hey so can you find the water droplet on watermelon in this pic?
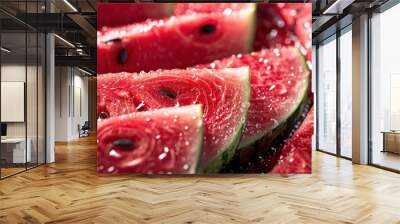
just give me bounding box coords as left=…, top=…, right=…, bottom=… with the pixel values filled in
left=145, top=117, right=151, bottom=122
left=184, top=141, right=190, bottom=146
left=136, top=101, right=145, bottom=111
left=269, top=85, right=276, bottom=91
left=164, top=146, right=169, bottom=152
left=107, top=166, right=115, bottom=173
left=269, top=29, right=278, bottom=39
left=183, top=164, right=190, bottom=170
left=279, top=88, right=288, bottom=95
left=223, top=8, right=233, bottom=15
left=155, top=135, right=161, bottom=140
left=109, top=149, right=121, bottom=158
left=159, top=152, right=167, bottom=160
left=179, top=132, right=183, bottom=137
left=184, top=126, right=189, bottom=130
left=273, top=48, right=281, bottom=57
left=275, top=19, right=285, bottom=28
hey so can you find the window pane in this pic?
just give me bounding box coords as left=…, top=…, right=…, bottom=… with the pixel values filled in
left=317, top=36, right=337, bottom=154
left=340, top=28, right=352, bottom=158
left=371, top=4, right=400, bottom=171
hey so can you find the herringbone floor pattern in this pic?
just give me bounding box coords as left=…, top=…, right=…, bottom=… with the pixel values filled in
left=1, top=136, right=400, bottom=224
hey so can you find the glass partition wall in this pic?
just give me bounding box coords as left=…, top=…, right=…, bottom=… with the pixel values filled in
left=316, top=25, right=353, bottom=159
left=370, top=2, right=400, bottom=172
left=0, top=1, right=46, bottom=179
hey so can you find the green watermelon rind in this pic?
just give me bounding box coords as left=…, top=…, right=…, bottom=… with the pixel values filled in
left=202, top=67, right=251, bottom=174
left=239, top=47, right=310, bottom=148
left=190, top=104, right=205, bottom=174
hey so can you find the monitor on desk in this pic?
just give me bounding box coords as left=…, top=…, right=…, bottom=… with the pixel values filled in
left=1, top=123, right=7, bottom=138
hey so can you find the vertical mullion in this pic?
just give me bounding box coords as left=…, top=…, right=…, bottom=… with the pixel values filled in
left=36, top=0, right=39, bottom=167
left=316, top=45, right=320, bottom=151
left=25, top=0, right=28, bottom=171
left=44, top=0, right=47, bottom=164
left=336, top=27, right=341, bottom=157
left=367, top=11, right=373, bottom=165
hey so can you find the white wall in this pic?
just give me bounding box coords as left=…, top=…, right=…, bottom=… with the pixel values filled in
left=54, top=67, right=89, bottom=141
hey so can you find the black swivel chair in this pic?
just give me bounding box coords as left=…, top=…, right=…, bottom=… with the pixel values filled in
left=79, top=121, right=90, bottom=138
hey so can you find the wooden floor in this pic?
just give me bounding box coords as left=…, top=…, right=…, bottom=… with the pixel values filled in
left=1, top=136, right=400, bottom=224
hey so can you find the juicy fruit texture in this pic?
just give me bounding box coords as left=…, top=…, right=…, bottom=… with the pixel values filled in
left=97, top=6, right=256, bottom=74
left=97, top=3, right=172, bottom=29
left=253, top=3, right=311, bottom=52
left=199, top=47, right=309, bottom=148
left=174, top=3, right=253, bottom=15
left=97, top=67, right=251, bottom=173
left=295, top=15, right=312, bottom=62
left=271, top=107, right=313, bottom=174
left=97, top=105, right=203, bottom=174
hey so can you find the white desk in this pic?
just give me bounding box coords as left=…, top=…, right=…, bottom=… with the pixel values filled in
left=1, top=138, right=31, bottom=163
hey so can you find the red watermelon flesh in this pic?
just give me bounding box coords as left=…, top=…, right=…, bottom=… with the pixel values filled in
left=271, top=106, right=313, bottom=174
left=97, top=105, right=203, bottom=174
left=97, top=6, right=255, bottom=74
left=97, top=3, right=172, bottom=29
left=253, top=3, right=311, bottom=51
left=198, top=47, right=309, bottom=148
left=174, top=3, right=253, bottom=15
left=97, top=67, right=251, bottom=173
left=295, top=15, right=312, bottom=62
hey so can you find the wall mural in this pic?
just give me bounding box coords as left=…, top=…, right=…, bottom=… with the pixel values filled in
left=96, top=3, right=313, bottom=174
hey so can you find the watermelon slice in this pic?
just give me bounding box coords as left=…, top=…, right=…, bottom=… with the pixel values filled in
left=97, top=67, right=251, bottom=173
left=271, top=106, right=313, bottom=174
left=199, top=47, right=309, bottom=149
left=253, top=3, right=311, bottom=51
left=97, top=3, right=173, bottom=29
left=97, top=5, right=256, bottom=74
left=97, top=105, right=204, bottom=174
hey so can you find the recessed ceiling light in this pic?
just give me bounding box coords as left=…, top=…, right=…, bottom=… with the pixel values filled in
left=54, top=34, right=75, bottom=48
left=63, top=0, right=78, bottom=12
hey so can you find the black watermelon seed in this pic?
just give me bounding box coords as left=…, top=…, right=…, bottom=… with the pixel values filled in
left=112, top=139, right=134, bottom=148
left=118, top=48, right=128, bottom=64
left=105, top=38, right=121, bottom=44
left=200, top=24, right=216, bottom=34
left=98, top=111, right=109, bottom=119
left=160, top=88, right=177, bottom=99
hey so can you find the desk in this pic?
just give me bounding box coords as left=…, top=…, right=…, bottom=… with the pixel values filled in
left=381, top=131, right=400, bottom=154
left=1, top=138, right=31, bottom=163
